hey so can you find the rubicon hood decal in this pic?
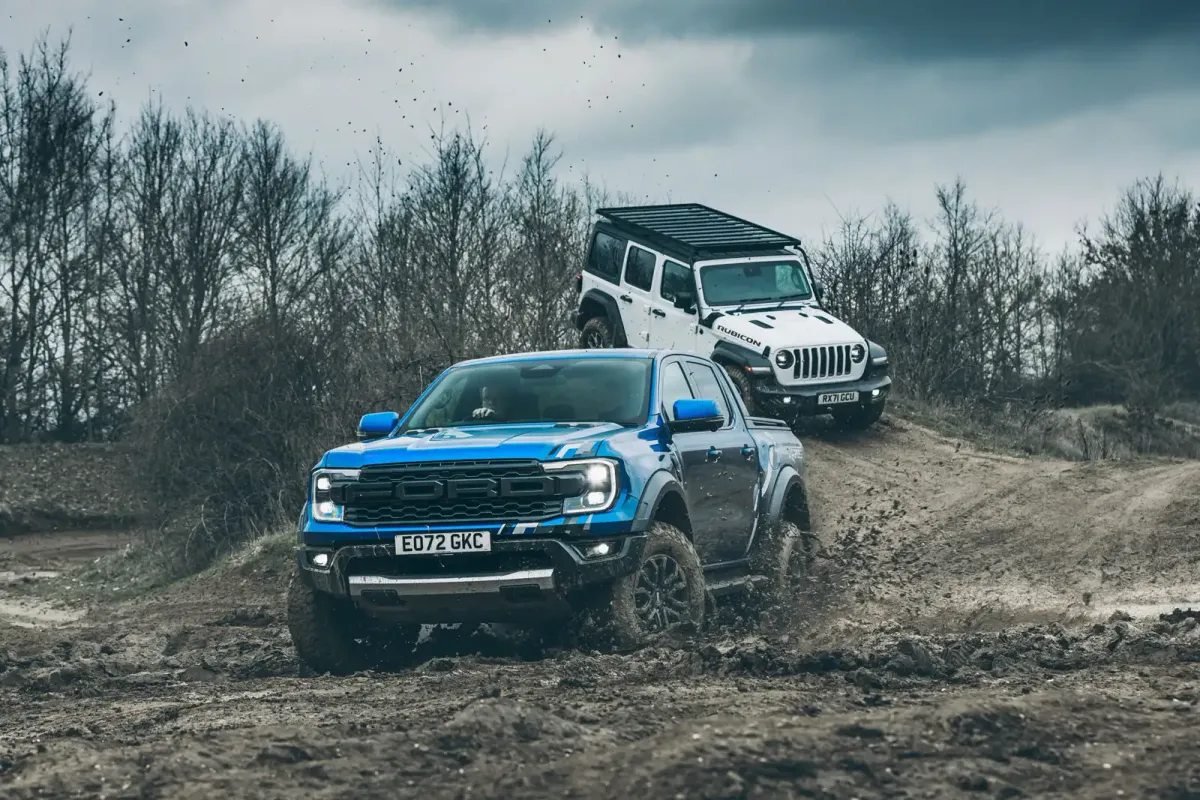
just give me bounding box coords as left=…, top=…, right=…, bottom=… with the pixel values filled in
left=710, top=308, right=862, bottom=349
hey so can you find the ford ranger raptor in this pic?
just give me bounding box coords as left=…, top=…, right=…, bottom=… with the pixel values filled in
left=288, top=348, right=812, bottom=674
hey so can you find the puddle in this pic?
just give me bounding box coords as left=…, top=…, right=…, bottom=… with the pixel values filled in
left=0, top=570, right=62, bottom=584
left=0, top=597, right=83, bottom=628
left=1089, top=601, right=1200, bottom=620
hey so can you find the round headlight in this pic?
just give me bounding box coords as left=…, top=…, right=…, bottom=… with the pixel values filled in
left=850, top=344, right=866, bottom=363
left=774, top=349, right=794, bottom=369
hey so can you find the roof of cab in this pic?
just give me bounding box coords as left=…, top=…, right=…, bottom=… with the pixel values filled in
left=452, top=348, right=682, bottom=368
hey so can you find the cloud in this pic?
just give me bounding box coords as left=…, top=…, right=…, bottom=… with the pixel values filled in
left=1, top=0, right=1198, bottom=258
left=372, top=0, right=1200, bottom=61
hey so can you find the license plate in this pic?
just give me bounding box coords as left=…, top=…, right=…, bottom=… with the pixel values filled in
left=819, top=391, right=859, bottom=405
left=395, top=531, right=491, bottom=555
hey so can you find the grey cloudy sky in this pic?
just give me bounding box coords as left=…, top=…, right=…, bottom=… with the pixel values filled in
left=5, top=0, right=1199, bottom=254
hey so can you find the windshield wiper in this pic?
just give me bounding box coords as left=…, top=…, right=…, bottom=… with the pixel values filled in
left=729, top=297, right=778, bottom=314
left=399, top=427, right=441, bottom=436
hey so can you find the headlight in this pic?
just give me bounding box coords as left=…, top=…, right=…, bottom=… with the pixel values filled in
left=850, top=343, right=866, bottom=363
left=543, top=458, right=619, bottom=515
left=774, top=349, right=794, bottom=370
left=310, top=468, right=360, bottom=522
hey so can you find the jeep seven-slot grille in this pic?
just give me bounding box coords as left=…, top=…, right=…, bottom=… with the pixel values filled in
left=792, top=345, right=854, bottom=380
left=343, top=460, right=563, bottom=526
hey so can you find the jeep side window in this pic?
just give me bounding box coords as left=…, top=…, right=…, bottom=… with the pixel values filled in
left=587, top=230, right=625, bottom=283
left=660, top=259, right=693, bottom=303
left=658, top=360, right=695, bottom=421
left=623, top=245, right=655, bottom=292
left=683, top=361, right=734, bottom=427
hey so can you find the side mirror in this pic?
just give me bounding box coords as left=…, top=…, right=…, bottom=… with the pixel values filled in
left=668, top=398, right=724, bottom=432
left=672, top=292, right=696, bottom=312
left=357, top=411, right=399, bottom=441
left=812, top=279, right=825, bottom=304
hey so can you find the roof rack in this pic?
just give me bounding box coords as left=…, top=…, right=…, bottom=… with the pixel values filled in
left=595, top=203, right=802, bottom=259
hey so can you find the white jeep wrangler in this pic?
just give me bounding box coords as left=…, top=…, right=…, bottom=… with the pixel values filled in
left=573, top=203, right=891, bottom=428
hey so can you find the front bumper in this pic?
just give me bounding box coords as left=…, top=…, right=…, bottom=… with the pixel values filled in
left=295, top=530, right=647, bottom=624
left=753, top=372, right=892, bottom=416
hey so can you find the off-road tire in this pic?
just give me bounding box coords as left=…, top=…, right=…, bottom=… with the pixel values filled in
left=580, top=315, right=617, bottom=349
left=742, top=520, right=810, bottom=624
left=579, top=521, right=706, bottom=651
left=721, top=363, right=761, bottom=417
left=287, top=567, right=420, bottom=675
left=832, top=400, right=885, bottom=430
left=742, top=484, right=815, bottom=623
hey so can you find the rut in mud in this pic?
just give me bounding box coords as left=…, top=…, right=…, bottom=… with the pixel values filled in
left=2, top=416, right=1199, bottom=798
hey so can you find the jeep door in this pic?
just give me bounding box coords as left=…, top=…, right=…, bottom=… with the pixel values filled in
left=618, top=243, right=656, bottom=347
left=660, top=357, right=760, bottom=564
left=650, top=257, right=701, bottom=351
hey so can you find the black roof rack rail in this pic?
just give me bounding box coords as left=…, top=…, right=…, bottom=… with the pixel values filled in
left=595, top=203, right=802, bottom=259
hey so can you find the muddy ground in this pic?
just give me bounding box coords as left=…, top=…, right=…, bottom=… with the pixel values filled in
left=2, top=417, right=1199, bottom=798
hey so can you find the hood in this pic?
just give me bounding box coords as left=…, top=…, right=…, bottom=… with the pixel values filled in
left=709, top=305, right=864, bottom=350
left=320, top=421, right=621, bottom=468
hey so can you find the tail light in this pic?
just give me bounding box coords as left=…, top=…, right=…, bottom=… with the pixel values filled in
left=574, top=272, right=582, bottom=293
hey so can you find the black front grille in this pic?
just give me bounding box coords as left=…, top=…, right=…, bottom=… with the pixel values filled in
left=344, top=551, right=554, bottom=577
left=792, top=344, right=853, bottom=380
left=342, top=460, right=563, bottom=526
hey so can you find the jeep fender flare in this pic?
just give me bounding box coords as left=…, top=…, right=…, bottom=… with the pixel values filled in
left=633, top=469, right=693, bottom=539
left=577, top=289, right=629, bottom=346
left=709, top=339, right=771, bottom=371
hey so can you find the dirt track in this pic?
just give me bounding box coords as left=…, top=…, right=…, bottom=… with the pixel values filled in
left=2, top=417, right=1199, bottom=798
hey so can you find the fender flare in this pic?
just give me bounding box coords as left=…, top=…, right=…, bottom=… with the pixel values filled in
left=633, top=469, right=692, bottom=535
left=709, top=339, right=771, bottom=370
left=762, top=464, right=807, bottom=529
left=577, top=289, right=629, bottom=346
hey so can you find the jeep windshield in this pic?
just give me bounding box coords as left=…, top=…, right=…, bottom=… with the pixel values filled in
left=399, top=356, right=653, bottom=431
left=699, top=260, right=813, bottom=307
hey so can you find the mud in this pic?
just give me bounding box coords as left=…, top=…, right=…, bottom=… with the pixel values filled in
left=2, top=417, right=1199, bottom=798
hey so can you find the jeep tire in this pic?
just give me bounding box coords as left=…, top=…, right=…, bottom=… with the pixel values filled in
left=287, top=567, right=421, bottom=675
left=721, top=363, right=761, bottom=417
left=582, top=521, right=706, bottom=651
left=832, top=400, right=885, bottom=430
left=580, top=315, right=616, bottom=349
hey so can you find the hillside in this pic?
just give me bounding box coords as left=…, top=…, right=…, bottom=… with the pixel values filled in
left=2, top=414, right=1199, bottom=797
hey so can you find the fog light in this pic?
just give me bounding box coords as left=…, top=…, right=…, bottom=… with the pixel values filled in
left=585, top=490, right=606, bottom=506
left=871, top=388, right=881, bottom=397
left=317, top=501, right=338, bottom=517
left=782, top=396, right=792, bottom=404
left=312, top=552, right=330, bottom=567
left=581, top=542, right=613, bottom=559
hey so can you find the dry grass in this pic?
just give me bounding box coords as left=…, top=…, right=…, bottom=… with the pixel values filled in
left=892, top=396, right=1200, bottom=461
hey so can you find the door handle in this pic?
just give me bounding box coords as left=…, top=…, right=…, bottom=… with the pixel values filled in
left=741, top=445, right=755, bottom=460
left=651, top=308, right=666, bottom=317
left=619, top=294, right=633, bottom=303
left=706, top=446, right=721, bottom=462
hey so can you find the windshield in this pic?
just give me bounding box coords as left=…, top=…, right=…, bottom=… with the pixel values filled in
left=699, top=260, right=812, bottom=307
left=400, top=356, right=653, bottom=430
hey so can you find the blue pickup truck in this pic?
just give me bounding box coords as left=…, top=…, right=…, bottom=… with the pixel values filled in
left=288, top=348, right=813, bottom=674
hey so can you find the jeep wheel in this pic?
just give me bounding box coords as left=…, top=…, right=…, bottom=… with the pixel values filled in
left=286, top=567, right=420, bottom=675
left=580, top=315, right=616, bottom=349
left=586, top=521, right=706, bottom=650
left=832, top=400, right=885, bottom=430
left=721, top=363, right=760, bottom=416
